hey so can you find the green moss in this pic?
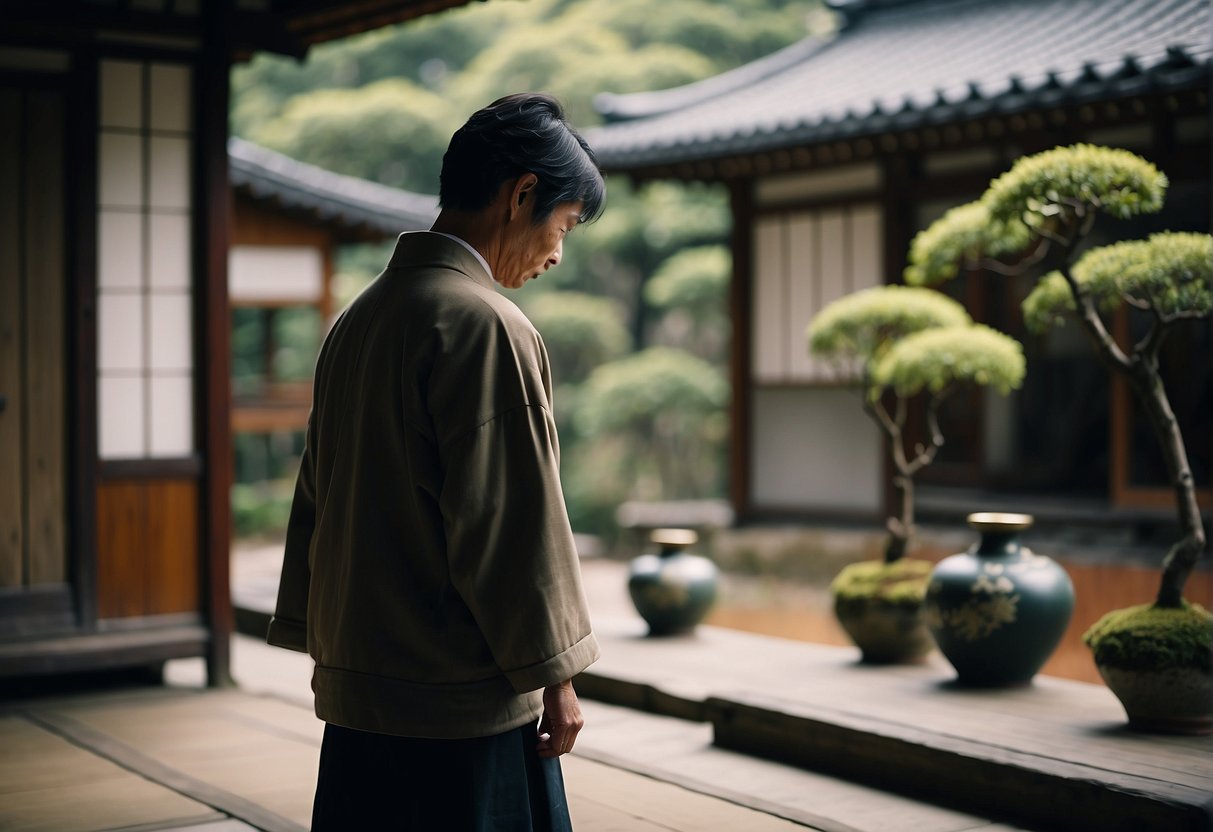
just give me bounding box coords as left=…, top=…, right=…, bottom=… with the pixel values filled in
left=831, top=559, right=932, bottom=611
left=1084, top=602, right=1213, bottom=672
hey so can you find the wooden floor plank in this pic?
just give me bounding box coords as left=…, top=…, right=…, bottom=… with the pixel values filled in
left=53, top=698, right=318, bottom=828
left=0, top=716, right=218, bottom=832
left=22, top=709, right=306, bottom=832
left=564, top=756, right=812, bottom=831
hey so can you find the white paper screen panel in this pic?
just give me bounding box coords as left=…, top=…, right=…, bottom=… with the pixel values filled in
left=98, top=212, right=143, bottom=289
left=149, top=376, right=194, bottom=457
left=98, top=376, right=145, bottom=459
left=229, top=245, right=325, bottom=303
left=149, top=63, right=192, bottom=131
left=750, top=201, right=883, bottom=384
left=98, top=133, right=143, bottom=208
left=786, top=214, right=816, bottom=379
left=849, top=205, right=883, bottom=292
left=96, top=58, right=195, bottom=460
left=749, top=386, right=882, bottom=512
left=100, top=60, right=142, bottom=129
left=751, top=218, right=786, bottom=382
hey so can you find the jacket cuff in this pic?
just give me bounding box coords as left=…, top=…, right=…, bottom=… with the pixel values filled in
left=266, top=616, right=308, bottom=653
left=503, top=631, right=601, bottom=693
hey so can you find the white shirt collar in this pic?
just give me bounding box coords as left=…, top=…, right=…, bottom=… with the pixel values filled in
left=432, top=232, right=494, bottom=283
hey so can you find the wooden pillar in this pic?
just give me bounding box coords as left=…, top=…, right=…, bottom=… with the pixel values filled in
left=728, top=179, right=753, bottom=521
left=200, top=3, right=234, bottom=687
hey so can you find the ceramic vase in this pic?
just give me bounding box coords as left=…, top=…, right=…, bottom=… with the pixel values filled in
left=628, top=528, right=718, bottom=636
left=925, top=512, right=1074, bottom=686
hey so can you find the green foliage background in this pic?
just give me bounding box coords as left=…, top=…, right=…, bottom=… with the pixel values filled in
left=231, top=0, right=819, bottom=539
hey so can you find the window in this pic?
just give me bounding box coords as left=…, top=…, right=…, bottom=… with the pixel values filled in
left=751, top=203, right=883, bottom=383
left=96, top=59, right=194, bottom=459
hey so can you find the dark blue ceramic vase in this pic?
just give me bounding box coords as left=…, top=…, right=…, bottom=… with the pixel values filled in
left=925, top=513, right=1075, bottom=686
left=628, top=528, right=718, bottom=636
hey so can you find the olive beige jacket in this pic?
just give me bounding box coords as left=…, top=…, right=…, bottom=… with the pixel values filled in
left=267, top=232, right=600, bottom=739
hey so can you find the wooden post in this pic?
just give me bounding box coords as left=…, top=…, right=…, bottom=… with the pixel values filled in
left=200, top=3, right=234, bottom=687
left=728, top=179, right=753, bottom=521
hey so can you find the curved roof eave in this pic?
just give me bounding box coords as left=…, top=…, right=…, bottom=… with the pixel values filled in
left=228, top=138, right=439, bottom=238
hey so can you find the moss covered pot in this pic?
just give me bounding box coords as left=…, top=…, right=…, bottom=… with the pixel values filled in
left=831, top=559, right=934, bottom=663
left=1084, top=602, right=1213, bottom=734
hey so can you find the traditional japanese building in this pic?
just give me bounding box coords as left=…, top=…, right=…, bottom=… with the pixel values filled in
left=0, top=0, right=468, bottom=682
left=589, top=0, right=1211, bottom=529
left=228, top=137, right=436, bottom=436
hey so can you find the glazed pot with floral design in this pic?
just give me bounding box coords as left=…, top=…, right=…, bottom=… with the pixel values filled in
left=628, top=528, right=718, bottom=636
left=924, top=512, right=1074, bottom=686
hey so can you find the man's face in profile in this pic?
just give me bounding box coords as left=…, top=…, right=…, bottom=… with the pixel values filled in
left=495, top=200, right=583, bottom=290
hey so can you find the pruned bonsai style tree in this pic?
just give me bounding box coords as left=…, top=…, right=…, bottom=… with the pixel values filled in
left=807, top=285, right=1025, bottom=662
left=905, top=144, right=1212, bottom=729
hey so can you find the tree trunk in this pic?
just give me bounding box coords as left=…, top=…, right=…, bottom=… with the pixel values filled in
left=1125, top=361, right=1208, bottom=608
left=1060, top=259, right=1205, bottom=608
left=884, top=472, right=913, bottom=563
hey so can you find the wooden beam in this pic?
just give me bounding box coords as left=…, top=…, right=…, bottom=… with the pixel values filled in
left=0, top=625, right=209, bottom=677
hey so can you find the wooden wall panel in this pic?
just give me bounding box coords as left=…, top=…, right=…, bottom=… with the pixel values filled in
left=232, top=198, right=329, bottom=247
left=97, top=479, right=199, bottom=618
left=96, top=482, right=145, bottom=618
left=0, top=89, right=22, bottom=589
left=25, top=90, right=67, bottom=586
left=145, top=481, right=199, bottom=615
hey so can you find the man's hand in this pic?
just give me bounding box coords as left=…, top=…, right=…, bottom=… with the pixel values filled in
left=536, top=679, right=584, bottom=758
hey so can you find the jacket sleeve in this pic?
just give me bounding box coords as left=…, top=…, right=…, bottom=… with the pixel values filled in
left=267, top=410, right=316, bottom=653
left=438, top=403, right=600, bottom=693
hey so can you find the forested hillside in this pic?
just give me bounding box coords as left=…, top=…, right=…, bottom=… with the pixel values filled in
left=231, top=0, right=823, bottom=538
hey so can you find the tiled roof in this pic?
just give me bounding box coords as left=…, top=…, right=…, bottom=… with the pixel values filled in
left=588, top=0, right=1211, bottom=171
left=241, top=0, right=481, bottom=57
left=228, top=138, right=438, bottom=237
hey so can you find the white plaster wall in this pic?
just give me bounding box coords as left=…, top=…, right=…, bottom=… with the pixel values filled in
left=750, top=386, right=882, bottom=513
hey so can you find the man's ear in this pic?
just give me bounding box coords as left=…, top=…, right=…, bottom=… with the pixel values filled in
left=508, top=173, right=539, bottom=220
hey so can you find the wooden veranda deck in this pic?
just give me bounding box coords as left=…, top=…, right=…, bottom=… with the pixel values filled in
left=3, top=556, right=1208, bottom=831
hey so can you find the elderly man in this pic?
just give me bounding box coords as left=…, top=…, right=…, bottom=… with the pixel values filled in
left=268, top=93, right=605, bottom=831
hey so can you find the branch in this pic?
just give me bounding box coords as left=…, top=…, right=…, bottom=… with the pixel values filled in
left=1138, top=309, right=1171, bottom=365
left=865, top=391, right=913, bottom=475
left=1161, top=309, right=1212, bottom=324
left=904, top=388, right=951, bottom=477
left=864, top=390, right=898, bottom=439
left=1033, top=223, right=1071, bottom=247
left=1121, top=293, right=1150, bottom=311
left=1058, top=265, right=1133, bottom=373
left=977, top=235, right=1054, bottom=276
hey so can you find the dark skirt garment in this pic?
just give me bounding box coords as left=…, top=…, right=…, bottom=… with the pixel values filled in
left=311, top=721, right=574, bottom=831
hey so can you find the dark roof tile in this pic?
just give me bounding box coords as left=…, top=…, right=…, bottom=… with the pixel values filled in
left=228, top=138, right=438, bottom=237
left=589, top=0, right=1210, bottom=170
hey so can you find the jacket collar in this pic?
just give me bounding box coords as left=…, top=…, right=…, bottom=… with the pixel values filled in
left=387, top=231, right=495, bottom=291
